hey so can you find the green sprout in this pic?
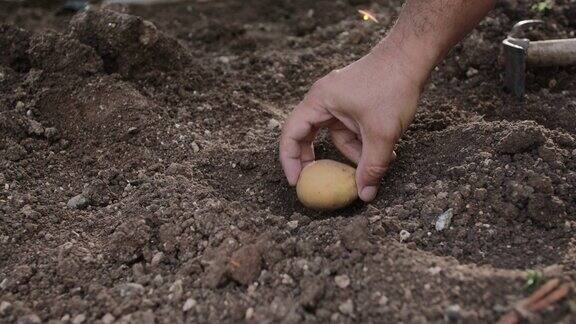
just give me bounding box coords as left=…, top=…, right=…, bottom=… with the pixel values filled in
left=524, top=270, right=544, bottom=291
left=531, top=0, right=553, bottom=13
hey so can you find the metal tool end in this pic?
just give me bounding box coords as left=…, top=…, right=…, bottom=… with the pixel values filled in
left=509, top=20, right=545, bottom=39
left=502, top=38, right=529, bottom=98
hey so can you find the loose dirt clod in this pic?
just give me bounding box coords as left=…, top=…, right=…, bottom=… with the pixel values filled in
left=227, top=243, right=263, bottom=285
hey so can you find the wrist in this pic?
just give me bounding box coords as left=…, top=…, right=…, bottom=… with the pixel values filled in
left=370, top=35, right=441, bottom=90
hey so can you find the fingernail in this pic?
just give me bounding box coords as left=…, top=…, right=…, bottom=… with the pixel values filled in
left=360, top=186, right=378, bottom=202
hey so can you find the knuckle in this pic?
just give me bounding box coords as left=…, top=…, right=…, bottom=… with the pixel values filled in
left=309, top=79, right=326, bottom=95
left=364, top=164, right=388, bottom=180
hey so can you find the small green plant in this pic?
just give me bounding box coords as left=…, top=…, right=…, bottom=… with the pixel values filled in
left=524, top=270, right=544, bottom=291
left=531, top=0, right=553, bottom=13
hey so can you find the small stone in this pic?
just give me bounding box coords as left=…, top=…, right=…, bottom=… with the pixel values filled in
left=72, top=314, right=86, bottom=324
left=139, top=20, right=158, bottom=46
left=445, top=304, right=462, bottom=322
left=339, top=299, right=354, bottom=315
left=548, top=78, right=557, bottom=88
left=44, top=127, right=59, bottom=141
left=17, top=314, right=41, bottom=324
left=428, top=266, right=442, bottom=275
left=101, top=314, right=115, bottom=324
left=466, top=67, right=478, bottom=78
left=399, top=230, right=410, bottom=242
left=217, top=56, right=231, bottom=64
left=67, top=194, right=90, bottom=209
left=127, top=127, right=138, bottom=134
left=191, top=142, right=200, bottom=153
left=435, top=208, right=454, bottom=231
left=281, top=273, right=294, bottom=285
left=21, top=205, right=40, bottom=219
left=15, top=101, right=25, bottom=110
left=378, top=295, right=389, bottom=305
left=0, top=301, right=12, bottom=315
left=169, top=279, right=184, bottom=300
left=287, top=220, right=299, bottom=229
left=182, top=298, right=197, bottom=312
left=150, top=252, right=164, bottom=267
left=245, top=307, right=254, bottom=320
left=334, top=275, right=350, bottom=289
left=268, top=118, right=281, bottom=130
left=117, top=283, right=145, bottom=297
left=28, top=119, right=44, bottom=136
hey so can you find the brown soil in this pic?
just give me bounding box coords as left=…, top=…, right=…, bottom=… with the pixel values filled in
left=1, top=0, right=575, bottom=323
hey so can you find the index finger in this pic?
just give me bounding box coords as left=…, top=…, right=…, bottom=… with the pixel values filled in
left=279, top=100, right=332, bottom=186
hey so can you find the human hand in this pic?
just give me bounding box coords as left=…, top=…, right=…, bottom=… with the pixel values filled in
left=279, top=44, right=429, bottom=202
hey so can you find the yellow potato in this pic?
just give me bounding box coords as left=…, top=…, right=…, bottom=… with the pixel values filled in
left=296, top=159, right=358, bottom=211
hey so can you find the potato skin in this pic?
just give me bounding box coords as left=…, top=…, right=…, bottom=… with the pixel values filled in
left=296, top=160, right=358, bottom=210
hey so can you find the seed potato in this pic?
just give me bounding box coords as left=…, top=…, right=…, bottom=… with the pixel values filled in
left=296, top=159, right=358, bottom=210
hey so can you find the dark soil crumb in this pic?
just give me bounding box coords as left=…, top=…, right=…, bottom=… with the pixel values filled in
left=0, top=0, right=575, bottom=323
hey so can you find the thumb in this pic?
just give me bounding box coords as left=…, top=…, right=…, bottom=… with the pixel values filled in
left=356, top=128, right=396, bottom=202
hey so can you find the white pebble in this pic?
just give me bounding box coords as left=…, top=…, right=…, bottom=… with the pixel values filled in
left=399, top=230, right=410, bottom=242
left=339, top=299, right=354, bottom=315
left=334, top=275, right=350, bottom=289
left=182, top=298, right=197, bottom=312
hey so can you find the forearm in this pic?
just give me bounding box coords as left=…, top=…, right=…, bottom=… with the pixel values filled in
left=373, top=0, right=495, bottom=84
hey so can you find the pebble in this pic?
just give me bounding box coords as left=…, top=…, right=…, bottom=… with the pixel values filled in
left=17, top=314, right=41, bottom=324
left=191, top=141, right=200, bottom=153
left=21, top=205, right=40, bottom=219
left=67, top=194, right=90, bottom=209
left=268, top=118, right=281, bottom=130
left=150, top=252, right=164, bottom=267
left=466, top=67, right=478, bottom=78
left=287, top=220, right=299, bottom=229
left=281, top=273, right=294, bottom=285
left=118, top=283, right=145, bottom=297
left=28, top=119, right=45, bottom=136
left=435, top=208, right=454, bottom=231
left=338, top=299, right=354, bottom=315
left=334, top=275, right=350, bottom=289
left=0, top=278, right=8, bottom=289
left=44, top=127, right=58, bottom=141
left=101, top=314, right=115, bottom=324
left=182, top=298, right=197, bottom=312
left=169, top=279, right=184, bottom=300
left=72, top=314, right=86, bottom=324
left=445, top=304, right=462, bottom=321
left=217, top=56, right=231, bottom=64
left=15, top=101, right=25, bottom=110
left=378, top=295, right=388, bottom=305
left=245, top=307, right=254, bottom=320
left=0, top=301, right=12, bottom=315
left=399, top=230, right=410, bottom=242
